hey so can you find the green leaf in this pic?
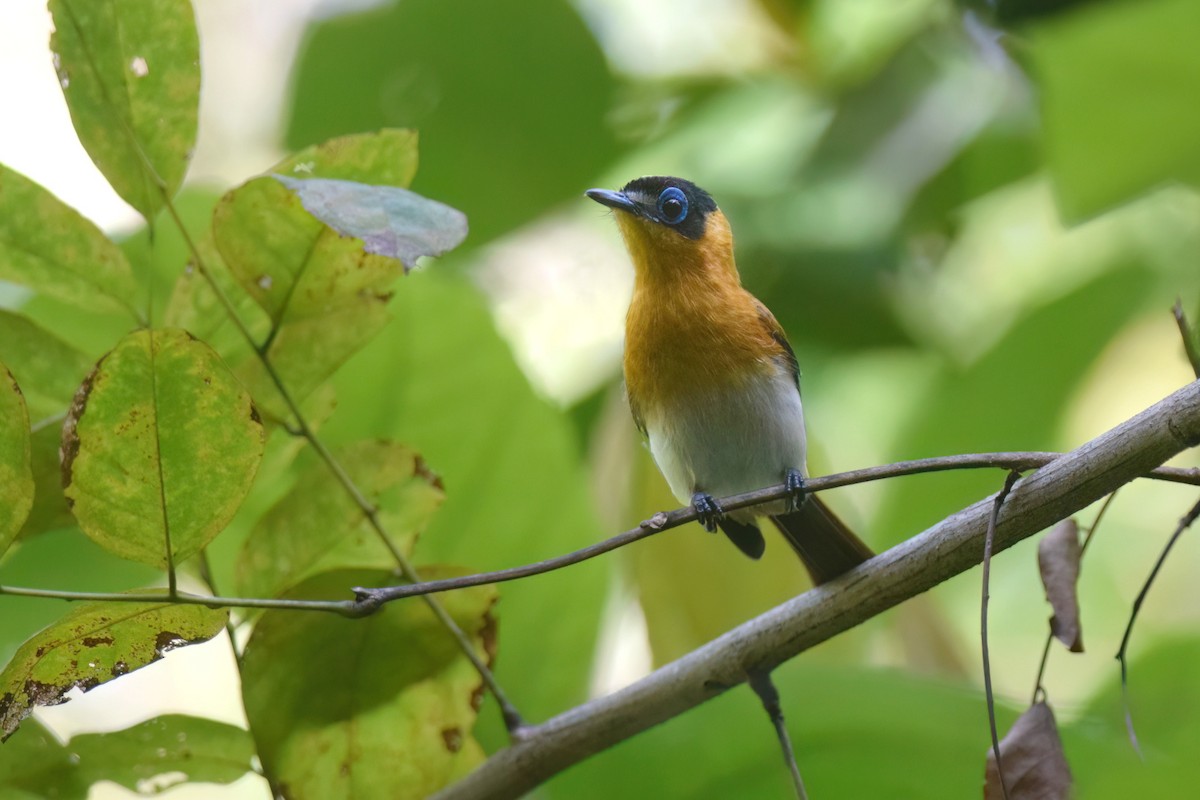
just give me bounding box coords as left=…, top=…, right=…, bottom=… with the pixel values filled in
left=0, top=164, right=140, bottom=318
left=286, top=0, right=619, bottom=243
left=70, top=715, right=256, bottom=793
left=48, top=0, right=200, bottom=219
left=0, top=362, right=34, bottom=557
left=19, top=422, right=75, bottom=540
left=0, top=310, right=96, bottom=422
left=0, top=715, right=254, bottom=798
left=273, top=129, right=420, bottom=187
left=0, top=597, right=229, bottom=739
left=240, top=568, right=494, bottom=800
left=62, top=328, right=265, bottom=567
left=1061, top=637, right=1200, bottom=799
left=1030, top=0, right=1200, bottom=221
left=236, top=440, right=444, bottom=601
left=0, top=718, right=85, bottom=799
left=272, top=175, right=468, bottom=270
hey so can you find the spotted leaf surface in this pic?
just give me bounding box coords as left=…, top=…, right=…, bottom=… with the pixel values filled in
left=0, top=599, right=228, bottom=739
left=62, top=328, right=264, bottom=567
left=241, top=568, right=494, bottom=800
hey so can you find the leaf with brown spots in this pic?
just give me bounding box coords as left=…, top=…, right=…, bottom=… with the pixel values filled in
left=61, top=328, right=265, bottom=568
left=211, top=131, right=462, bottom=417
left=984, top=701, right=1072, bottom=799
left=0, top=597, right=228, bottom=740
left=0, top=361, right=34, bottom=557
left=240, top=568, right=494, bottom=800
left=1038, top=519, right=1084, bottom=653
left=235, top=440, right=443, bottom=603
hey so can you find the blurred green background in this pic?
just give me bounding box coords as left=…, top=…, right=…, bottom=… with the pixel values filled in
left=3, top=0, right=1200, bottom=796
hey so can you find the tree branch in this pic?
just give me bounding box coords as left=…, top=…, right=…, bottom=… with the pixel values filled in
left=432, top=379, right=1200, bottom=800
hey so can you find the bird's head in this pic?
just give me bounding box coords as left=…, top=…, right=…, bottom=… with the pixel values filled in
left=586, top=176, right=735, bottom=283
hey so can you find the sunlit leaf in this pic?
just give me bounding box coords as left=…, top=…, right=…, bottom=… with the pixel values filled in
left=273, top=129, right=419, bottom=188
left=0, top=363, right=34, bottom=557
left=48, top=0, right=200, bottom=219
left=240, top=568, right=494, bottom=800
left=1030, top=0, right=1200, bottom=221
left=71, top=715, right=256, bottom=793
left=0, top=310, right=96, bottom=422
left=273, top=175, right=468, bottom=270
left=985, top=701, right=1072, bottom=799
left=1038, top=518, right=1083, bottom=652
left=0, top=597, right=228, bottom=739
left=0, top=165, right=140, bottom=318
left=62, top=328, right=265, bottom=567
left=236, top=440, right=443, bottom=601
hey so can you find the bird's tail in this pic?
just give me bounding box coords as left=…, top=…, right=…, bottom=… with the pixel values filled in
left=770, top=497, right=872, bottom=584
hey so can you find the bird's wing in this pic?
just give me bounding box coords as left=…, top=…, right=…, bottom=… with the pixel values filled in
left=625, top=383, right=647, bottom=435
left=753, top=299, right=800, bottom=389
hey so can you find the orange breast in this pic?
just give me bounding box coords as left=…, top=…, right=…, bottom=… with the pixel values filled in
left=624, top=276, right=782, bottom=419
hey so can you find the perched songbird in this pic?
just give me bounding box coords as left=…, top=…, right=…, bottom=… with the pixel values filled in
left=587, top=176, right=873, bottom=584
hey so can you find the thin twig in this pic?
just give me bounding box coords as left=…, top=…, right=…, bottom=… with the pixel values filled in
left=0, top=584, right=363, bottom=615
left=1115, top=495, right=1200, bottom=757
left=1173, top=299, right=1200, bottom=379
left=4, top=453, right=1199, bottom=615
left=748, top=670, right=807, bottom=800
left=981, top=470, right=1021, bottom=800
left=1031, top=491, right=1118, bottom=704
left=358, top=454, right=1200, bottom=607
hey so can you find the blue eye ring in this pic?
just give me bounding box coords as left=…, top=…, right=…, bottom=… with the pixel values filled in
left=656, top=186, right=688, bottom=225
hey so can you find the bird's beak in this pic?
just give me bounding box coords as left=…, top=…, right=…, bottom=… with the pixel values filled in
left=586, top=188, right=639, bottom=215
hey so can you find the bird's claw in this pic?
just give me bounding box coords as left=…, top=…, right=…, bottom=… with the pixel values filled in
left=785, top=468, right=807, bottom=513
left=691, top=492, right=723, bottom=533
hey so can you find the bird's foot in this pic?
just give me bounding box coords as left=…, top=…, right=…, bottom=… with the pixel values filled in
left=691, top=492, right=723, bottom=533
left=785, top=468, right=807, bottom=513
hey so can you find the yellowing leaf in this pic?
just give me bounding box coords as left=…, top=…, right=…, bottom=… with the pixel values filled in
left=49, top=0, right=200, bottom=219
left=0, top=598, right=228, bottom=739
left=240, top=568, right=494, bottom=800
left=0, top=362, right=34, bottom=557
left=211, top=131, right=442, bottom=416
left=0, top=165, right=140, bottom=318
left=235, top=440, right=443, bottom=601
left=63, top=329, right=265, bottom=567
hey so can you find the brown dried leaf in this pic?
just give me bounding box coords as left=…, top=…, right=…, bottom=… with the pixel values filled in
left=985, top=701, right=1072, bottom=800
left=1038, top=519, right=1083, bottom=653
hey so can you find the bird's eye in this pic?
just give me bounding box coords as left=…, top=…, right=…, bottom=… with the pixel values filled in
left=656, top=186, right=688, bottom=225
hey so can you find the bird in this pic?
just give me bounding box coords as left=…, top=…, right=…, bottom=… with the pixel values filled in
left=586, top=176, right=873, bottom=584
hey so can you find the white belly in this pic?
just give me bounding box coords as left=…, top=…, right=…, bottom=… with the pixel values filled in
left=643, top=369, right=807, bottom=519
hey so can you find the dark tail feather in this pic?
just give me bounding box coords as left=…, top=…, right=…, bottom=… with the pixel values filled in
left=770, top=496, right=872, bottom=584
